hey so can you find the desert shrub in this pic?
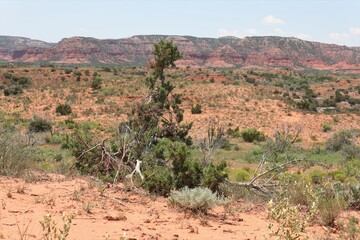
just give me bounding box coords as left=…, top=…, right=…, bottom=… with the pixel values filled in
left=315, top=181, right=348, bottom=227
left=341, top=216, right=360, bottom=240
left=244, top=147, right=263, bottom=163
left=56, top=104, right=72, bottom=116
left=234, top=169, right=251, bottom=182
left=3, top=73, right=31, bottom=96
left=218, top=182, right=267, bottom=203
left=226, top=126, right=241, bottom=138
left=148, top=138, right=202, bottom=189
left=318, top=197, right=345, bottom=227
left=0, top=128, right=40, bottom=177
left=84, top=70, right=90, bottom=76
left=91, top=77, right=102, bottom=90
left=245, top=77, right=256, bottom=84
left=28, top=116, right=52, bottom=133
left=308, top=169, right=327, bottom=184
left=322, top=122, right=332, bottom=132
left=267, top=197, right=317, bottom=240
left=279, top=175, right=317, bottom=207
left=347, top=183, right=360, bottom=210
left=169, top=187, right=229, bottom=214
left=220, top=139, right=232, bottom=150
left=40, top=212, right=76, bottom=240
left=201, top=160, right=228, bottom=192
left=297, top=98, right=318, bottom=111
left=62, top=127, right=102, bottom=175
left=174, top=157, right=203, bottom=189
left=143, top=138, right=227, bottom=195
left=100, top=86, right=116, bottom=97
left=191, top=103, right=202, bottom=114
left=329, top=170, right=346, bottom=182
left=326, top=129, right=357, bottom=152
left=101, top=67, right=112, bottom=72
left=3, top=85, right=23, bottom=96
left=322, top=97, right=336, bottom=107
left=335, top=89, right=349, bottom=102
left=143, top=166, right=174, bottom=196
left=73, top=70, right=82, bottom=77
left=45, top=133, right=67, bottom=144
left=341, top=144, right=360, bottom=161
left=241, top=128, right=265, bottom=142
left=4, top=74, right=30, bottom=86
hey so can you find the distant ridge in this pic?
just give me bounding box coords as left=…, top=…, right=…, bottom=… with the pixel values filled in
left=0, top=35, right=359, bottom=69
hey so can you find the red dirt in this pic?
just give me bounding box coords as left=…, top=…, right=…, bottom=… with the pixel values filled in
left=1, top=175, right=357, bottom=240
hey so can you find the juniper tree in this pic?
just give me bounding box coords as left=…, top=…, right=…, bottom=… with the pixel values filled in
left=123, top=40, right=192, bottom=167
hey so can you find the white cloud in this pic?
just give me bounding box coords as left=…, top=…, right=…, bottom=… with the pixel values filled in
left=217, top=28, right=258, bottom=38
left=350, top=27, right=360, bottom=35
left=262, top=15, right=284, bottom=25
left=330, top=27, right=360, bottom=44
left=329, top=32, right=351, bottom=41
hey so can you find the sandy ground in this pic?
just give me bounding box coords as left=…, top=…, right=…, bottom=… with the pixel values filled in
left=1, top=175, right=358, bottom=240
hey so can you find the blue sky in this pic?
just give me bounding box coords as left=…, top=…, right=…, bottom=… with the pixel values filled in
left=0, top=0, right=359, bottom=46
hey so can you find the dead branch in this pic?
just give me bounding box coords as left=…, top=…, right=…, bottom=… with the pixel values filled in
left=229, top=125, right=309, bottom=195
left=125, top=159, right=144, bottom=184
left=199, top=124, right=227, bottom=165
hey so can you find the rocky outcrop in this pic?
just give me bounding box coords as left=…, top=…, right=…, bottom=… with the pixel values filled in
left=0, top=35, right=359, bottom=69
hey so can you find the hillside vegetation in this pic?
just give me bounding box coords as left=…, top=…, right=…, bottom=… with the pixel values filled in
left=0, top=41, right=359, bottom=239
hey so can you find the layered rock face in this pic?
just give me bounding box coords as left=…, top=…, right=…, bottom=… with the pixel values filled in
left=0, top=35, right=359, bottom=69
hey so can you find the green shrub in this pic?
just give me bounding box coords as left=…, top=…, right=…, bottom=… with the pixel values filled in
left=3, top=85, right=23, bottom=96
left=56, top=104, right=72, bottom=116
left=308, top=169, right=327, bottom=184
left=45, top=133, right=67, bottom=145
left=62, top=127, right=106, bottom=176
left=191, top=103, right=202, bottom=114
left=267, top=196, right=316, bottom=239
left=169, top=187, right=229, bottom=214
left=245, top=77, right=256, bottom=84
left=348, top=184, right=360, bottom=210
left=322, top=122, right=332, bottom=132
left=342, top=216, right=360, bottom=240
left=28, top=116, right=52, bottom=133
left=318, top=198, right=344, bottom=227
left=143, top=166, right=174, bottom=196
left=326, top=129, right=356, bottom=152
left=226, top=126, right=241, bottom=138
left=201, top=161, right=228, bottom=192
left=279, top=175, right=316, bottom=207
left=234, top=169, right=250, bottom=182
left=142, top=138, right=227, bottom=195
left=329, top=170, right=346, bottom=182
left=101, top=67, right=112, bottom=72
left=241, top=128, right=265, bottom=142
left=0, top=128, right=40, bottom=177
left=91, top=77, right=102, bottom=90
left=174, top=157, right=203, bottom=189
left=341, top=144, right=360, bottom=161
left=220, top=139, right=232, bottom=150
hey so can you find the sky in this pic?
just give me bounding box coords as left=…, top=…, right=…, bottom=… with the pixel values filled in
left=0, top=0, right=359, bottom=46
